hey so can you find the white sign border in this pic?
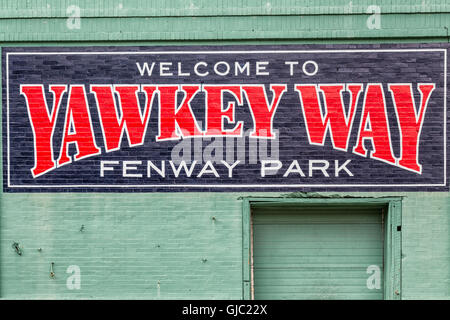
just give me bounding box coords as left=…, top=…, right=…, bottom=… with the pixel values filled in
left=5, top=48, right=448, bottom=189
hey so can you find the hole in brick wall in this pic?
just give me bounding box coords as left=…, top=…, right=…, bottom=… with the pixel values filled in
left=397, top=226, right=401, bottom=231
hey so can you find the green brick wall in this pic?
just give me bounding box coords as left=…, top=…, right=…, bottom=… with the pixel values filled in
left=0, top=193, right=244, bottom=299
left=0, top=0, right=449, bottom=42
left=1, top=192, right=448, bottom=299
left=0, top=1, right=449, bottom=299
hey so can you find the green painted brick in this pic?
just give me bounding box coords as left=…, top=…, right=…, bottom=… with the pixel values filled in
left=1, top=0, right=450, bottom=18
left=0, top=192, right=449, bottom=299
left=0, top=193, right=245, bottom=299
left=0, top=3, right=449, bottom=41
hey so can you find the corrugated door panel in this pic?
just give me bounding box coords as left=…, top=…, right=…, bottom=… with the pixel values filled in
left=253, top=206, right=384, bottom=300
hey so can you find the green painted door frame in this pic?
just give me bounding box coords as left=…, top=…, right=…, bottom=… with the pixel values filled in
left=242, top=197, right=402, bottom=300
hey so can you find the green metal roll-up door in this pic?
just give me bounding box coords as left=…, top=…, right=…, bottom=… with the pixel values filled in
left=252, top=206, right=384, bottom=300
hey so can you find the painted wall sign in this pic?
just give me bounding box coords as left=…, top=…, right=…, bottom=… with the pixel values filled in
left=2, top=45, right=448, bottom=192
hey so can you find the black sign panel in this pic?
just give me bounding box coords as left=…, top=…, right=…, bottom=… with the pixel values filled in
left=2, top=44, right=449, bottom=191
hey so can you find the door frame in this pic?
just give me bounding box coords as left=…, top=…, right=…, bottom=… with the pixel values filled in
left=242, top=197, right=402, bottom=300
